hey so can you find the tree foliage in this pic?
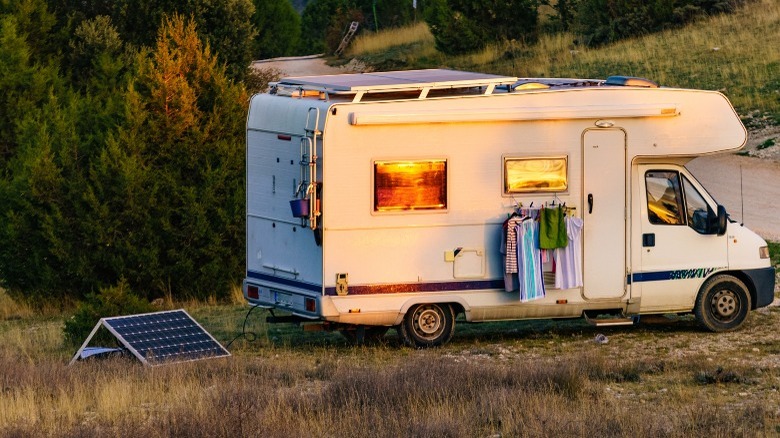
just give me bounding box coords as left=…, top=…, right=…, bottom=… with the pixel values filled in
left=299, top=0, right=422, bottom=55
left=253, top=0, right=301, bottom=59
left=0, top=13, right=246, bottom=301
left=46, top=0, right=255, bottom=80
left=574, top=0, right=747, bottom=46
left=425, top=0, right=539, bottom=55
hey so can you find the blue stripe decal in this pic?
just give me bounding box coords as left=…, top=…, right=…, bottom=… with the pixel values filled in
left=246, top=270, right=322, bottom=292
left=629, top=267, right=721, bottom=284
left=324, top=279, right=506, bottom=296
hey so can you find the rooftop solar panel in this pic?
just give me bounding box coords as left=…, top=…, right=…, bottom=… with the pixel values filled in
left=69, top=309, right=230, bottom=366
left=277, top=68, right=518, bottom=92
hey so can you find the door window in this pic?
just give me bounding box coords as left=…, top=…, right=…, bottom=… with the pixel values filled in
left=682, top=176, right=714, bottom=234
left=645, top=171, right=684, bottom=225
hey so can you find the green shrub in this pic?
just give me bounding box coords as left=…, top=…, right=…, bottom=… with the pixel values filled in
left=63, top=279, right=154, bottom=346
left=575, top=0, right=748, bottom=47
left=425, top=0, right=538, bottom=55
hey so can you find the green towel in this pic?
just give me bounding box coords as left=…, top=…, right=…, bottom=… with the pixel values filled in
left=539, top=206, right=567, bottom=249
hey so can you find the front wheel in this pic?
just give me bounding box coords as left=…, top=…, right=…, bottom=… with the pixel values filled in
left=694, top=274, right=751, bottom=332
left=398, top=303, right=455, bottom=348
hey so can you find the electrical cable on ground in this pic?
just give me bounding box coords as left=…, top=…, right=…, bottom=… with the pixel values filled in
left=224, top=304, right=262, bottom=349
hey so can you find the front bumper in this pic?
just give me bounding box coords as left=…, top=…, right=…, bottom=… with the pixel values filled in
left=744, top=266, right=776, bottom=308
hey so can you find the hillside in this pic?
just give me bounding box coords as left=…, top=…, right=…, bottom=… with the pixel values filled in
left=346, top=0, right=780, bottom=123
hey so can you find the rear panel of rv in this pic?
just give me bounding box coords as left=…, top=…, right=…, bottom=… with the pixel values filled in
left=244, top=94, right=328, bottom=318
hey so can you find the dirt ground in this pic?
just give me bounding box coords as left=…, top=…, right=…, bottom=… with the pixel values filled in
left=253, top=56, right=780, bottom=241
left=251, top=55, right=355, bottom=77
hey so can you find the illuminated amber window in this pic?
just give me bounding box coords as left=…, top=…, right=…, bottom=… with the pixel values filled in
left=374, top=160, right=447, bottom=212
left=504, top=157, right=568, bottom=193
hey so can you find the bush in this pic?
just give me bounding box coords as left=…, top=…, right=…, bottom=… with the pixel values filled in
left=63, top=279, right=154, bottom=346
left=425, top=0, right=538, bottom=55
left=575, top=0, right=748, bottom=47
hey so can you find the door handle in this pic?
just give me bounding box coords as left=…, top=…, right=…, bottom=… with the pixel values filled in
left=587, top=193, right=593, bottom=214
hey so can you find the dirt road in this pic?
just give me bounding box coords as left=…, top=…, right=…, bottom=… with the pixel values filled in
left=251, top=55, right=354, bottom=77
left=688, top=153, right=780, bottom=241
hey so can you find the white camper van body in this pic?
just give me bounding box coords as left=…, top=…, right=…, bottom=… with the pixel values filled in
left=244, top=69, right=774, bottom=346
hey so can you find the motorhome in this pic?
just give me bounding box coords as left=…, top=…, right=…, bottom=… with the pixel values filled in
left=243, top=69, right=775, bottom=347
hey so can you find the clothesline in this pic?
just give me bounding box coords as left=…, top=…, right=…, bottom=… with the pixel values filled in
left=501, top=205, right=583, bottom=301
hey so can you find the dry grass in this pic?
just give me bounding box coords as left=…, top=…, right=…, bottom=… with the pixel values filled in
left=347, top=0, right=780, bottom=119
left=1, top=302, right=779, bottom=436
left=346, top=22, right=434, bottom=57
left=522, top=0, right=780, bottom=116
left=0, top=288, right=34, bottom=320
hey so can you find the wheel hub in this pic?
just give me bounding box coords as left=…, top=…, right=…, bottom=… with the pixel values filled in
left=711, top=289, right=738, bottom=321
left=414, top=307, right=443, bottom=337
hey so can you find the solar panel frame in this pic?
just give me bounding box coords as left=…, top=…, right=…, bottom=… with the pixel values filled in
left=69, top=309, right=231, bottom=367
left=276, top=68, right=518, bottom=92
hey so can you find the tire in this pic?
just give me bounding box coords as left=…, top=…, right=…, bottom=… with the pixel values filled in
left=694, top=274, right=751, bottom=332
left=398, top=303, right=455, bottom=348
left=339, top=326, right=389, bottom=345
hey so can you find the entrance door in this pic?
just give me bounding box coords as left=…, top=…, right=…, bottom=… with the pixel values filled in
left=582, top=129, right=627, bottom=299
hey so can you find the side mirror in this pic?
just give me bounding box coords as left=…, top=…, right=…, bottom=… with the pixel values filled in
left=716, top=205, right=727, bottom=236
left=706, top=205, right=727, bottom=235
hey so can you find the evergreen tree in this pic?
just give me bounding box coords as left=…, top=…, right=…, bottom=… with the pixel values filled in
left=0, top=15, right=62, bottom=173
left=252, top=0, right=301, bottom=59
left=425, top=0, right=538, bottom=55
left=299, top=0, right=347, bottom=54
left=47, top=0, right=256, bottom=80
left=1, top=14, right=247, bottom=301
left=110, top=14, right=247, bottom=299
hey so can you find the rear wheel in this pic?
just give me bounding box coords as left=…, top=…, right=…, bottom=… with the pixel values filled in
left=399, top=303, right=455, bottom=348
left=694, top=275, right=751, bottom=332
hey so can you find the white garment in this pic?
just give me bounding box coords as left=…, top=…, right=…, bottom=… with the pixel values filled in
left=554, top=217, right=583, bottom=289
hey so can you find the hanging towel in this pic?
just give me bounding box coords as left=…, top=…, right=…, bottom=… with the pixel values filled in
left=517, top=220, right=545, bottom=302
left=539, top=205, right=567, bottom=249
left=554, top=216, right=584, bottom=289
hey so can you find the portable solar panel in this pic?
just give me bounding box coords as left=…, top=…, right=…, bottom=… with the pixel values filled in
left=69, top=309, right=231, bottom=366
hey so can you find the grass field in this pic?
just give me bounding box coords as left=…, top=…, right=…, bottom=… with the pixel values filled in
left=346, top=0, right=780, bottom=122
left=2, top=291, right=779, bottom=436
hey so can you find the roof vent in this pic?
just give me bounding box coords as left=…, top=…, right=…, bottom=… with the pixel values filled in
left=605, top=76, right=659, bottom=88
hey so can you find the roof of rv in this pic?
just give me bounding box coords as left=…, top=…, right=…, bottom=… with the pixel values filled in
left=269, top=69, right=660, bottom=103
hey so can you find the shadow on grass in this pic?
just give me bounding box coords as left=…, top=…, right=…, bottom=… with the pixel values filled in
left=219, top=307, right=706, bottom=353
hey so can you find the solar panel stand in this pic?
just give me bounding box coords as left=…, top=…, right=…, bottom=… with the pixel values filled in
left=68, top=309, right=231, bottom=367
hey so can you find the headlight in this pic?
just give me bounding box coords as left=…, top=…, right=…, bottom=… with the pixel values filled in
left=759, top=246, right=770, bottom=259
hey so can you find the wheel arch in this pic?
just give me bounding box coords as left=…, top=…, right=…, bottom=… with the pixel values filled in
left=706, top=270, right=758, bottom=310
left=392, top=296, right=471, bottom=325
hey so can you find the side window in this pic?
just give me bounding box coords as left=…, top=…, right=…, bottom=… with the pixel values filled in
left=504, top=156, right=567, bottom=194
left=645, top=171, right=684, bottom=225
left=374, top=159, right=447, bottom=212
left=682, top=176, right=714, bottom=234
